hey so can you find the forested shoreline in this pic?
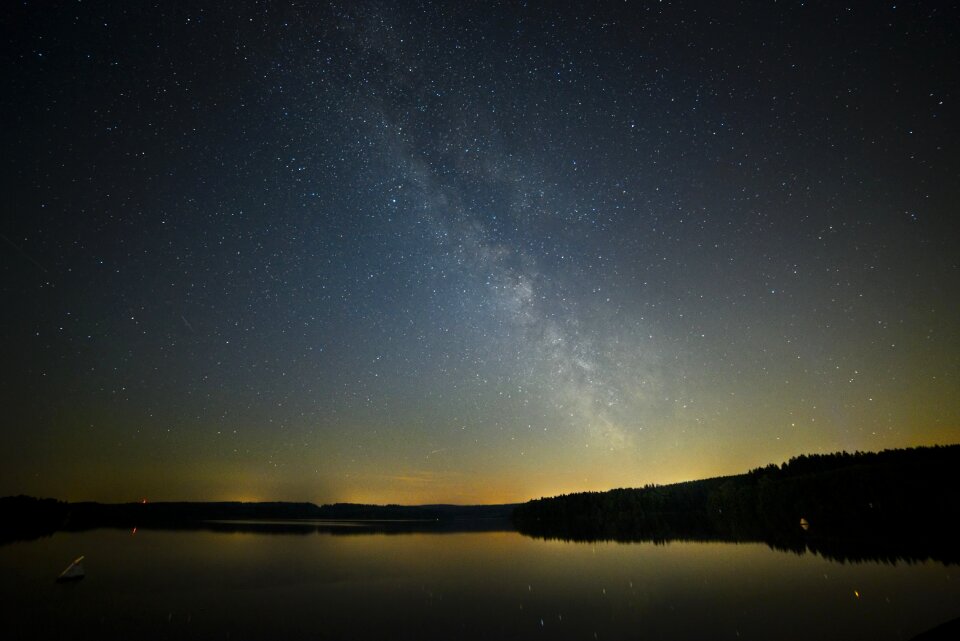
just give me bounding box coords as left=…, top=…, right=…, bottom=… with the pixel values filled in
left=513, top=445, right=960, bottom=563
left=5, top=445, right=959, bottom=563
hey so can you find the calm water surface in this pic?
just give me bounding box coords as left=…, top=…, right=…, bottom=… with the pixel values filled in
left=1, top=525, right=957, bottom=640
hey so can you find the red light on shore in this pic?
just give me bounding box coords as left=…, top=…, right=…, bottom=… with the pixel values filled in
left=141, top=499, right=147, bottom=504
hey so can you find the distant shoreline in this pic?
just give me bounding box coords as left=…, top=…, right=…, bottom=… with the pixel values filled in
left=514, top=444, right=960, bottom=564
left=4, top=445, right=959, bottom=564
left=0, top=497, right=518, bottom=543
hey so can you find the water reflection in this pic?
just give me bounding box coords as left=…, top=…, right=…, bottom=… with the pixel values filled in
left=1, top=526, right=958, bottom=641
left=513, top=517, right=960, bottom=566
left=518, top=528, right=960, bottom=567
left=5, top=516, right=958, bottom=567
left=191, top=517, right=515, bottom=536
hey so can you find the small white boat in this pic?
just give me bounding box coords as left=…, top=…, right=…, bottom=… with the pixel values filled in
left=57, top=556, right=85, bottom=582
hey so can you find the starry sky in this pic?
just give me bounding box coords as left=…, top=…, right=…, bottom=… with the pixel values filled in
left=1, top=1, right=957, bottom=504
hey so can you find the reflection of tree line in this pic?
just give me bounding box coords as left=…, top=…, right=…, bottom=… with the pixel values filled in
left=512, top=445, right=960, bottom=565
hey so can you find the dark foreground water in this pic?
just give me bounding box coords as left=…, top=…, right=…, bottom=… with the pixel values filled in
left=1, top=523, right=958, bottom=640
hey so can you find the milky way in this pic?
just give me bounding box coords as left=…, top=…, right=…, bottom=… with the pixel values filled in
left=2, top=1, right=957, bottom=503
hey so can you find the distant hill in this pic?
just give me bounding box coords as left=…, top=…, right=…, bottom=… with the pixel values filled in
left=6, top=444, right=960, bottom=562
left=513, top=444, right=960, bottom=563
left=0, top=496, right=518, bottom=543
left=0, top=495, right=70, bottom=543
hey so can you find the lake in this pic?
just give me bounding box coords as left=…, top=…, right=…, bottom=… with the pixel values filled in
left=1, top=523, right=957, bottom=640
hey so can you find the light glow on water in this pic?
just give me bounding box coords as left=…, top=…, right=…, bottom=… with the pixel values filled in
left=1, top=527, right=957, bottom=640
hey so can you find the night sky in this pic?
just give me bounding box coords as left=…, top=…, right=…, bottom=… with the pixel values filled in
left=2, top=1, right=957, bottom=504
